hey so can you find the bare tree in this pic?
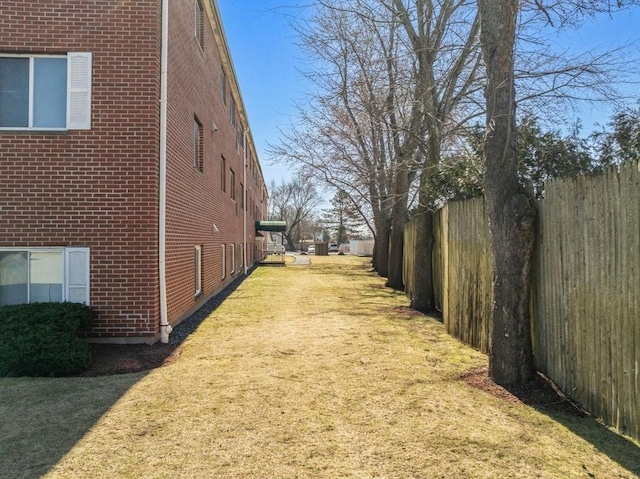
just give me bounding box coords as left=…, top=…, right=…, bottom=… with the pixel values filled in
left=267, top=177, right=323, bottom=251
left=271, top=0, right=484, bottom=289
left=271, top=2, right=410, bottom=277
left=389, top=0, right=483, bottom=308
left=270, top=0, right=638, bottom=306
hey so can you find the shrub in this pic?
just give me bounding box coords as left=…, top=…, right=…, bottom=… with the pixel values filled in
left=0, top=302, right=96, bottom=377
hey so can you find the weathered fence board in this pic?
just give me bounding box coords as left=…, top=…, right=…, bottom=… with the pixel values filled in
left=403, top=218, right=417, bottom=301
left=441, top=196, right=492, bottom=353
left=407, top=160, right=639, bottom=439
left=534, top=161, right=640, bottom=439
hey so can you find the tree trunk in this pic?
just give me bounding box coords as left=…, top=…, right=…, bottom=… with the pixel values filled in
left=373, top=216, right=391, bottom=277
left=385, top=169, right=410, bottom=290
left=478, top=0, right=536, bottom=386
left=411, top=195, right=435, bottom=313
left=386, top=206, right=405, bottom=290
left=411, top=130, right=440, bottom=313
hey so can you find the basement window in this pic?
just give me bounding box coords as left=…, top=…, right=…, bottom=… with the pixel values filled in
left=0, top=247, right=89, bottom=306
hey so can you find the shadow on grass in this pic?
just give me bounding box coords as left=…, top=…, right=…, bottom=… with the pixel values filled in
left=498, top=372, right=640, bottom=477
left=0, top=373, right=144, bottom=479
left=547, top=412, right=640, bottom=476
left=0, top=270, right=255, bottom=479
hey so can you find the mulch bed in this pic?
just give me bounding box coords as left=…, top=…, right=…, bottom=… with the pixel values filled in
left=76, top=273, right=249, bottom=377
left=460, top=366, right=587, bottom=417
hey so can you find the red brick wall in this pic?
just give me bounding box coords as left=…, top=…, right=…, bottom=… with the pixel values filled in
left=0, top=0, right=268, bottom=342
left=0, top=1, right=163, bottom=341
left=164, top=0, right=265, bottom=324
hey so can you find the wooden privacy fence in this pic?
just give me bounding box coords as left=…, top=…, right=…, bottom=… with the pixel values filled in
left=533, top=161, right=640, bottom=439
left=403, top=161, right=640, bottom=440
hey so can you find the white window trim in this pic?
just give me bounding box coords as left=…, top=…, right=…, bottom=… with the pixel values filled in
left=194, top=245, right=202, bottom=297
left=221, top=244, right=226, bottom=279
left=0, top=52, right=92, bottom=131
left=194, top=0, right=204, bottom=50
left=66, top=52, right=92, bottom=130
left=0, top=246, right=89, bottom=305
left=230, top=244, right=235, bottom=274
left=194, top=117, right=203, bottom=171
left=65, top=247, right=90, bottom=304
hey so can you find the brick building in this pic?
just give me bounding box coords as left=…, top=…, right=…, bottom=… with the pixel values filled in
left=0, top=0, right=268, bottom=343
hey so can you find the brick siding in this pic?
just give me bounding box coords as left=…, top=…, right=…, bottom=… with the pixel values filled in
left=0, top=0, right=269, bottom=342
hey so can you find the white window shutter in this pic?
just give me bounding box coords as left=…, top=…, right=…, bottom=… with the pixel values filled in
left=67, top=52, right=92, bottom=130
left=65, top=247, right=90, bottom=304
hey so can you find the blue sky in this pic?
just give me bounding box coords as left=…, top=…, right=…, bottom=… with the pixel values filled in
left=216, top=1, right=639, bottom=186
left=216, top=0, right=310, bottom=186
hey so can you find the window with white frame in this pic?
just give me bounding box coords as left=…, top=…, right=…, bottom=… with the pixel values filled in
left=220, top=67, right=227, bottom=106
left=194, top=116, right=203, bottom=171
left=221, top=156, right=226, bottom=192
left=194, top=245, right=202, bottom=296
left=230, top=244, right=235, bottom=274
left=230, top=96, right=236, bottom=129
left=195, top=0, right=204, bottom=50
left=0, top=247, right=90, bottom=306
left=221, top=244, right=226, bottom=279
left=230, top=169, right=236, bottom=201
left=0, top=53, right=92, bottom=130
left=237, top=124, right=243, bottom=152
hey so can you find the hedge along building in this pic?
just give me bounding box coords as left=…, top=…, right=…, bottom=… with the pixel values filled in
left=0, top=0, right=269, bottom=344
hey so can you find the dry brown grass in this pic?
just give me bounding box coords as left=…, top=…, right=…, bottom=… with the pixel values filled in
left=2, top=255, right=639, bottom=478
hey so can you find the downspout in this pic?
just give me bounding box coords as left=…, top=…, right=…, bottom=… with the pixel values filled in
left=159, top=0, right=172, bottom=343
left=243, top=129, right=248, bottom=275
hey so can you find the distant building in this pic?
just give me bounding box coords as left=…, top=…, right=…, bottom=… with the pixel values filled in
left=349, top=240, right=374, bottom=257
left=0, top=0, right=268, bottom=343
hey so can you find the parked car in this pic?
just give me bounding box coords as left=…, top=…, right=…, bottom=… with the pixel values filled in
left=307, top=244, right=316, bottom=254
left=328, top=242, right=339, bottom=253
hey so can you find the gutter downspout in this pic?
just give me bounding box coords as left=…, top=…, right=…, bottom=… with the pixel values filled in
left=243, top=130, right=248, bottom=275
left=159, top=0, right=172, bottom=343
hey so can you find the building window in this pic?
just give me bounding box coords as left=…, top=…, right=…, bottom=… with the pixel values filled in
left=239, top=182, right=244, bottom=210
left=194, top=245, right=202, bottom=296
left=230, top=244, right=235, bottom=274
left=221, top=244, right=226, bottom=279
left=221, top=156, right=226, bottom=192
left=0, top=53, right=92, bottom=130
left=0, top=247, right=89, bottom=306
left=230, top=169, right=236, bottom=201
left=238, top=125, right=244, bottom=152
left=194, top=116, right=203, bottom=172
left=221, top=67, right=227, bottom=106
left=195, top=0, right=204, bottom=50
left=230, top=96, right=236, bottom=130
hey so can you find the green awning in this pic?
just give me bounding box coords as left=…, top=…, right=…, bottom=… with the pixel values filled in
left=255, top=220, right=287, bottom=232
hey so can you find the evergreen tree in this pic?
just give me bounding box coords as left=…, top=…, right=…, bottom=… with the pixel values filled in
left=322, top=190, right=365, bottom=245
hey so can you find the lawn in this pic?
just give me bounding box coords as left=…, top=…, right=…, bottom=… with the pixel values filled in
left=1, top=255, right=639, bottom=478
